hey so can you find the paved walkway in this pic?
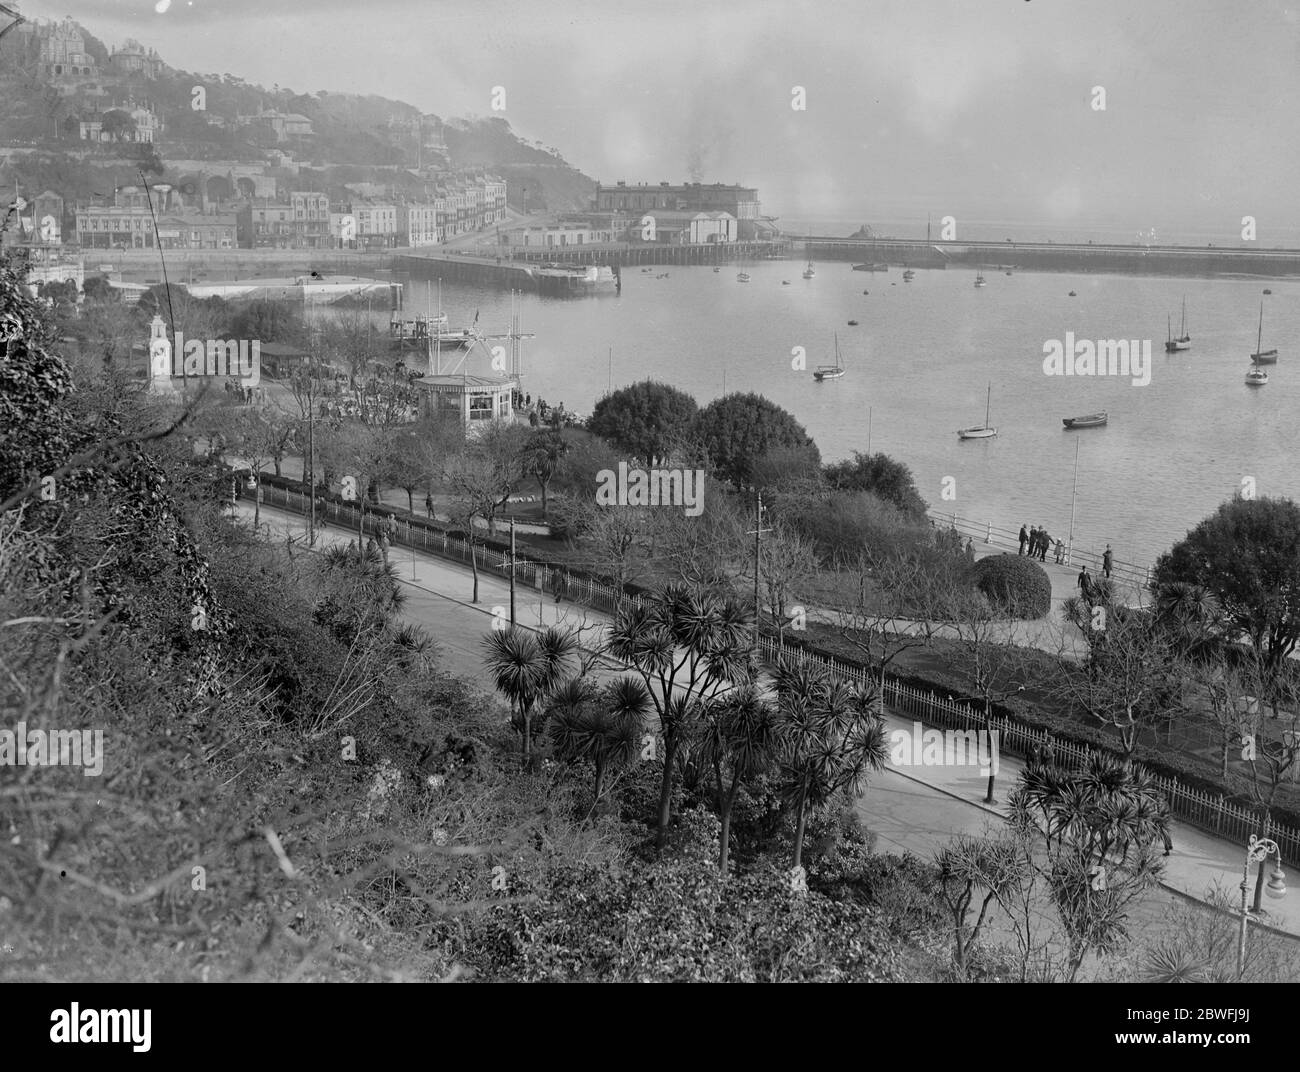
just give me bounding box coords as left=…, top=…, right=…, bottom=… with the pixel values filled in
left=238, top=500, right=1300, bottom=953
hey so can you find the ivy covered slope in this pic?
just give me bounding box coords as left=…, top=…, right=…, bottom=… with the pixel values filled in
left=0, top=249, right=943, bottom=982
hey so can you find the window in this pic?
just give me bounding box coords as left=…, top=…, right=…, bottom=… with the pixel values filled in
left=469, top=394, right=494, bottom=420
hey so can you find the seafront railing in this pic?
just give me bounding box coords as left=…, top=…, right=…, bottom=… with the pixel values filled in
left=928, top=510, right=1152, bottom=590
left=246, top=484, right=1297, bottom=862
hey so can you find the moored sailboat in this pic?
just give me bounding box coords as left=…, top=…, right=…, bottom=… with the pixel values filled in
left=957, top=383, right=997, bottom=439
left=813, top=333, right=845, bottom=381
left=1250, top=301, right=1277, bottom=364
left=1164, top=296, right=1191, bottom=352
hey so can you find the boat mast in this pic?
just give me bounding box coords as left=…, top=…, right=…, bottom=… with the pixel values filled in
left=1181, top=295, right=1187, bottom=337
left=1256, top=300, right=1264, bottom=360
left=984, top=382, right=991, bottom=428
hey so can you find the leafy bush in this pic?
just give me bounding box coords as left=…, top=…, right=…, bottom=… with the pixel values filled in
left=972, top=553, right=1052, bottom=619
left=463, top=851, right=905, bottom=982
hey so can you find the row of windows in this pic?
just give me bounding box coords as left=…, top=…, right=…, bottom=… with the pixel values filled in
left=467, top=394, right=512, bottom=419
left=81, top=217, right=146, bottom=231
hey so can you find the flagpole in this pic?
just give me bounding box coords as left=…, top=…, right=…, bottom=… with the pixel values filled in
left=1066, top=438, right=1080, bottom=566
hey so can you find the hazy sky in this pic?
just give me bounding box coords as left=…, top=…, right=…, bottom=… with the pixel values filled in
left=19, top=0, right=1300, bottom=238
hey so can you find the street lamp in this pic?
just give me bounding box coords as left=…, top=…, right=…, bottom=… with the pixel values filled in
left=1236, top=834, right=1287, bottom=980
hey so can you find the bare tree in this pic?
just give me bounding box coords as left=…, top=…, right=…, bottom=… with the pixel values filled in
left=935, top=828, right=1031, bottom=980
left=940, top=588, right=1033, bottom=803
left=1056, top=594, right=1181, bottom=762
left=759, top=521, right=813, bottom=647
left=443, top=421, right=531, bottom=538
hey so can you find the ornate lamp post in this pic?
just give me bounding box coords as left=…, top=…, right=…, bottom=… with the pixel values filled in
left=1236, top=835, right=1287, bottom=980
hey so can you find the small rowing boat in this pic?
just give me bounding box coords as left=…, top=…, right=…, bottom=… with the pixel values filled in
left=1062, top=412, right=1108, bottom=429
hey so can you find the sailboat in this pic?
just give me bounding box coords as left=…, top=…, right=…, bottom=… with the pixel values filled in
left=1250, top=301, right=1277, bottom=364
left=1164, top=296, right=1190, bottom=352
left=813, top=334, right=845, bottom=381
left=802, top=237, right=815, bottom=279
left=974, top=273, right=986, bottom=288
left=957, top=383, right=997, bottom=439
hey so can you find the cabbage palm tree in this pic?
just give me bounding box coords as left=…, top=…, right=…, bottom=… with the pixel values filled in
left=482, top=625, right=580, bottom=766
left=606, top=583, right=754, bottom=850
left=771, top=658, right=889, bottom=871
left=697, top=684, right=777, bottom=876
left=1013, top=752, right=1170, bottom=868
left=1155, top=581, right=1222, bottom=662
left=547, top=676, right=650, bottom=811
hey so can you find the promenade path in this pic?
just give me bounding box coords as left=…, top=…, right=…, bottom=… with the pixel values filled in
left=236, top=500, right=1300, bottom=963
left=234, top=458, right=1098, bottom=658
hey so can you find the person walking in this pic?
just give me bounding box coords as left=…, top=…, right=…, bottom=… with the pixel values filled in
left=1018, top=524, right=1029, bottom=555
left=425, top=493, right=435, bottom=519
left=1038, top=529, right=1051, bottom=561
left=1078, top=564, right=1092, bottom=600
left=1102, top=544, right=1113, bottom=579
left=1054, top=538, right=1065, bottom=564
left=963, top=537, right=975, bottom=564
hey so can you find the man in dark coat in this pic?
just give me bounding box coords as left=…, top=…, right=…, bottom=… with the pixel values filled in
left=1018, top=524, right=1028, bottom=555
left=1078, top=564, right=1092, bottom=600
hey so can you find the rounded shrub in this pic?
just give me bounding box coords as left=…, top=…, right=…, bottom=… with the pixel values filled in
left=971, top=554, right=1052, bottom=619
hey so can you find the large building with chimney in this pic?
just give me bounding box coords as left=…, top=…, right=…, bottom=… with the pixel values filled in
left=592, top=182, right=766, bottom=238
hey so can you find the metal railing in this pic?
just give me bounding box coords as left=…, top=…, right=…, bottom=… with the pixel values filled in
left=756, top=634, right=1300, bottom=863
left=929, top=510, right=1152, bottom=589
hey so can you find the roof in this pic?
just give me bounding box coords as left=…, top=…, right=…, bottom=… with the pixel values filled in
left=155, top=214, right=238, bottom=227
left=256, top=342, right=308, bottom=357
left=416, top=373, right=513, bottom=391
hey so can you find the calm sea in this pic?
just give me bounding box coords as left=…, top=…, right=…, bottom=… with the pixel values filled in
left=387, top=262, right=1298, bottom=570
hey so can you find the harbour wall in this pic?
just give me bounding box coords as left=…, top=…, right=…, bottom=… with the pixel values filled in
left=804, top=238, right=1300, bottom=277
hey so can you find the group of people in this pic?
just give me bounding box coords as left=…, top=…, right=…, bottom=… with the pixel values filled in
left=363, top=514, right=399, bottom=562
left=224, top=379, right=256, bottom=404
left=1018, top=523, right=1064, bottom=565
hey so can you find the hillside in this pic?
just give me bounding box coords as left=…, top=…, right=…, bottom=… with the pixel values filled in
left=0, top=16, right=596, bottom=213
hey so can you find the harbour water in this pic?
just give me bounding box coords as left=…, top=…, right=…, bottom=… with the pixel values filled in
left=389, top=264, right=1298, bottom=568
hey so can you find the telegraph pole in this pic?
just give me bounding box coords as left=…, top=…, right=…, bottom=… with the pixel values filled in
left=509, top=516, right=517, bottom=627
left=746, top=492, right=772, bottom=640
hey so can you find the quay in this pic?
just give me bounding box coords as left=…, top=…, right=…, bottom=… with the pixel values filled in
left=182, top=274, right=400, bottom=305
left=803, top=236, right=1300, bottom=278
left=394, top=239, right=790, bottom=295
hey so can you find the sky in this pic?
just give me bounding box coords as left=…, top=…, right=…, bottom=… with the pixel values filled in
left=15, top=0, right=1300, bottom=240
